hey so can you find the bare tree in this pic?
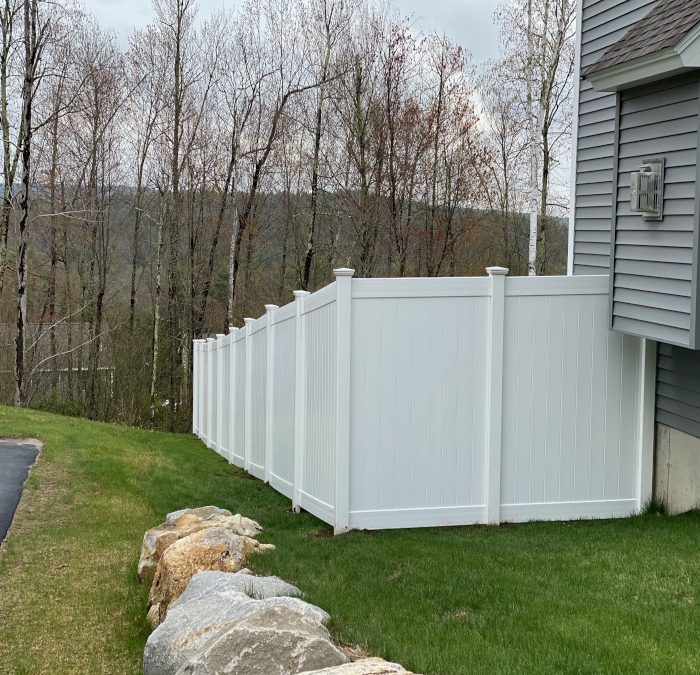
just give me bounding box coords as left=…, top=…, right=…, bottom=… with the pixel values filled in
left=0, top=0, right=20, bottom=302
left=300, top=0, right=351, bottom=290
left=126, top=26, right=166, bottom=334
left=479, top=62, right=529, bottom=272
left=227, top=0, right=317, bottom=317
left=15, top=0, right=52, bottom=405
left=496, top=0, right=575, bottom=274
left=0, top=0, right=573, bottom=425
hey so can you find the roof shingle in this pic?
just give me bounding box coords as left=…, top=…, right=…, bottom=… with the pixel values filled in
left=585, top=0, right=700, bottom=76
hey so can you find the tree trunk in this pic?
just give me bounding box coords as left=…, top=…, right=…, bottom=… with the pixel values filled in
left=15, top=0, right=35, bottom=407
left=0, top=0, right=18, bottom=303
left=302, top=28, right=333, bottom=290
left=227, top=208, right=239, bottom=327
left=526, top=0, right=539, bottom=276
left=48, top=100, right=59, bottom=394
left=196, top=139, right=236, bottom=336
left=538, top=131, right=550, bottom=274
left=129, top=158, right=146, bottom=334
left=150, top=199, right=166, bottom=426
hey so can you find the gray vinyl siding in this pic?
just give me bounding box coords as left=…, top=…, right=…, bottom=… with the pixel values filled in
left=656, top=343, right=700, bottom=437
left=573, top=0, right=658, bottom=275
left=573, top=0, right=700, bottom=437
left=610, top=74, right=700, bottom=348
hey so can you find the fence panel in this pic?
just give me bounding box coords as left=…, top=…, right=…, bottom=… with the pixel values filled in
left=217, top=334, right=231, bottom=457
left=270, top=304, right=296, bottom=498
left=198, top=341, right=206, bottom=442
left=207, top=339, right=218, bottom=451
left=230, top=330, right=246, bottom=467
left=499, top=276, right=642, bottom=521
left=193, top=269, right=654, bottom=532
left=192, top=341, right=200, bottom=436
left=348, top=282, right=490, bottom=529
left=299, top=284, right=338, bottom=524
left=248, top=317, right=268, bottom=479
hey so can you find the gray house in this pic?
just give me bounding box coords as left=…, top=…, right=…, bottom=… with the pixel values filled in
left=571, top=0, right=700, bottom=511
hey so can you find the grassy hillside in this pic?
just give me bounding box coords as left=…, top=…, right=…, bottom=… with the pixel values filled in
left=1, top=406, right=700, bottom=674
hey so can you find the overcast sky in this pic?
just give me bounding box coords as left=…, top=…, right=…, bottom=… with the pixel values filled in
left=83, top=0, right=502, bottom=65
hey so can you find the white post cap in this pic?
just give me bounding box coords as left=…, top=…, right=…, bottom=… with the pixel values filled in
left=293, top=290, right=311, bottom=299
left=486, top=266, right=509, bottom=276
left=244, top=317, right=255, bottom=326
left=333, top=268, right=355, bottom=277
left=264, top=304, right=279, bottom=313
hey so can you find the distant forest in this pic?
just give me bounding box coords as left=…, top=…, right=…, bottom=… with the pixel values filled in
left=0, top=0, right=575, bottom=429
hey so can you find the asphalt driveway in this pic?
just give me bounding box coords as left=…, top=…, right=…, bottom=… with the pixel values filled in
left=0, top=440, right=39, bottom=542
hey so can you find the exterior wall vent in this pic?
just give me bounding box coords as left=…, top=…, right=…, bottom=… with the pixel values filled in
left=630, top=158, right=664, bottom=220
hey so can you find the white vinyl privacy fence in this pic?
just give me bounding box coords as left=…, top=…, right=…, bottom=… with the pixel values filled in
left=193, top=268, right=656, bottom=532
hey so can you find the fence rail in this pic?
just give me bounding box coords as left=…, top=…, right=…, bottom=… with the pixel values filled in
left=193, top=268, right=656, bottom=532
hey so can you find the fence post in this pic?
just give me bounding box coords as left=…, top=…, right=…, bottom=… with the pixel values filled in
left=206, top=337, right=216, bottom=449
left=215, top=334, right=225, bottom=455
left=636, top=338, right=657, bottom=511
left=334, top=268, right=355, bottom=534
left=228, top=327, right=239, bottom=464
left=264, top=304, right=279, bottom=483
left=292, top=290, right=310, bottom=512
left=244, top=318, right=254, bottom=473
left=484, top=266, right=508, bottom=525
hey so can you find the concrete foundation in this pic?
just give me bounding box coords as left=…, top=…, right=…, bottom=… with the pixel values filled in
left=655, top=423, right=700, bottom=514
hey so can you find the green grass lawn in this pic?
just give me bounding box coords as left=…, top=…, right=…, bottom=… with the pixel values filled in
left=1, top=405, right=700, bottom=674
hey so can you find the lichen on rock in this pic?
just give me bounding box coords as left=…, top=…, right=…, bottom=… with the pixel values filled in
left=147, top=527, right=274, bottom=627
left=138, top=509, right=262, bottom=582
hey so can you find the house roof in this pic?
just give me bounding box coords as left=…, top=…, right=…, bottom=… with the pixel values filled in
left=584, top=0, right=700, bottom=87
left=583, top=0, right=700, bottom=91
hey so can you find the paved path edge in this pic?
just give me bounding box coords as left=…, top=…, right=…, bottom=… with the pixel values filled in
left=0, top=438, right=43, bottom=547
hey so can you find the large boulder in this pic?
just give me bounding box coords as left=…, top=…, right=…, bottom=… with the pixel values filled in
left=299, top=659, right=416, bottom=674
left=170, top=570, right=301, bottom=610
left=144, top=590, right=339, bottom=675
left=138, top=510, right=263, bottom=582
left=165, top=506, right=233, bottom=523
left=147, top=528, right=274, bottom=627
left=175, top=603, right=348, bottom=675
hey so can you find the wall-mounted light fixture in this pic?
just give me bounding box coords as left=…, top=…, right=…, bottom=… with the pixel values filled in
left=630, top=158, right=664, bottom=221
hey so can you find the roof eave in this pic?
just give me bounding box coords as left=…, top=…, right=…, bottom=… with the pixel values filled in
left=586, top=49, right=689, bottom=92
left=586, top=23, right=700, bottom=92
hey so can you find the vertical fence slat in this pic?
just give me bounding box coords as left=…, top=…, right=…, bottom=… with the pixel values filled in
left=264, top=305, right=279, bottom=483
left=484, top=267, right=508, bottom=525
left=334, top=268, right=354, bottom=533
left=292, top=290, right=310, bottom=511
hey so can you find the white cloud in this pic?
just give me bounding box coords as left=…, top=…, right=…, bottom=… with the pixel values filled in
left=399, top=0, right=500, bottom=63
